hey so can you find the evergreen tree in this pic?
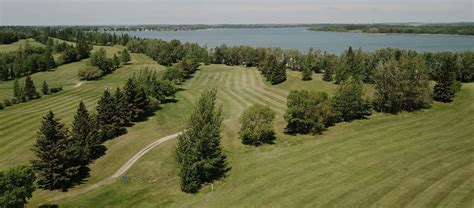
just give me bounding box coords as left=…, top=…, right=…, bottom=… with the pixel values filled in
left=334, top=47, right=364, bottom=84
left=331, top=77, right=371, bottom=122
left=44, top=49, right=56, bottom=70
left=13, top=79, right=23, bottom=99
left=0, top=166, right=36, bottom=208
left=113, top=54, right=121, bottom=69
left=114, top=87, right=131, bottom=127
left=24, top=75, right=38, bottom=99
left=434, top=55, right=458, bottom=102
left=176, top=89, right=228, bottom=193
left=31, top=111, right=89, bottom=191
left=124, top=77, right=150, bottom=121
left=96, top=90, right=123, bottom=141
left=41, top=80, right=49, bottom=95
left=76, top=38, right=91, bottom=60
left=322, top=53, right=336, bottom=82
left=301, top=54, right=313, bottom=80
left=119, top=49, right=131, bottom=64
left=265, top=54, right=286, bottom=84
left=71, top=101, right=105, bottom=162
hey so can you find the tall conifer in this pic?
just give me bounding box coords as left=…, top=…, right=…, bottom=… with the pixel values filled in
left=31, top=111, right=89, bottom=191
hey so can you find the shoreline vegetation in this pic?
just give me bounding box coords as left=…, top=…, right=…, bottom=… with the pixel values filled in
left=2, top=23, right=473, bottom=36
left=307, top=23, right=474, bottom=36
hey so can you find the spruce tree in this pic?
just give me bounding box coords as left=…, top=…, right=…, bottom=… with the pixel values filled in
left=31, top=111, right=89, bottom=191
left=301, top=53, right=314, bottom=81
left=124, top=77, right=150, bottom=121
left=434, top=55, right=458, bottom=102
left=120, top=49, right=131, bottom=64
left=114, top=87, right=131, bottom=127
left=176, top=89, right=227, bottom=193
left=13, top=79, right=23, bottom=98
left=113, top=54, right=121, bottom=69
left=71, top=101, right=105, bottom=162
left=76, top=38, right=91, bottom=60
left=41, top=81, right=49, bottom=95
left=96, top=90, right=123, bottom=141
left=24, top=76, right=38, bottom=100
left=267, top=55, right=286, bottom=84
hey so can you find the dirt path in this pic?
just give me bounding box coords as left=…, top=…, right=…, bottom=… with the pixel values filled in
left=51, top=132, right=181, bottom=201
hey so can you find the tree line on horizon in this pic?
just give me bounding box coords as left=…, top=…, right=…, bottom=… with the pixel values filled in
left=308, top=23, right=474, bottom=36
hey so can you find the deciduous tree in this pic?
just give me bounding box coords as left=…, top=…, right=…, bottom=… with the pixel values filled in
left=239, top=104, right=276, bottom=146
left=0, top=166, right=36, bottom=208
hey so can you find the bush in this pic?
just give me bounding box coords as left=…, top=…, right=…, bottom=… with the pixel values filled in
left=50, top=86, right=63, bottom=93
left=239, top=104, right=276, bottom=146
left=284, top=90, right=334, bottom=134
left=78, top=66, right=102, bottom=80
left=3, top=99, right=12, bottom=106
left=11, top=98, right=18, bottom=104
left=0, top=102, right=4, bottom=110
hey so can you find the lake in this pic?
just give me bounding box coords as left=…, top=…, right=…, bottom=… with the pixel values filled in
left=113, top=27, right=474, bottom=53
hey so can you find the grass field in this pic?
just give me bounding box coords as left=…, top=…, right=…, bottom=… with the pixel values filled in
left=18, top=63, right=472, bottom=207
left=0, top=39, right=45, bottom=52
left=0, top=45, right=163, bottom=170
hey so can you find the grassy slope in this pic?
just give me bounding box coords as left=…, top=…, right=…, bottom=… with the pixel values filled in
left=0, top=39, right=44, bottom=52
left=0, top=45, right=163, bottom=170
left=44, top=66, right=473, bottom=207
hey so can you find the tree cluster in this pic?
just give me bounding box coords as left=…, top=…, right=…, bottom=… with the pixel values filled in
left=31, top=73, right=174, bottom=192
left=373, top=55, right=432, bottom=113
left=0, top=30, right=26, bottom=44
left=176, top=89, right=228, bottom=193
left=285, top=76, right=371, bottom=134
left=127, top=39, right=208, bottom=66
left=0, top=43, right=55, bottom=81
left=78, top=48, right=121, bottom=80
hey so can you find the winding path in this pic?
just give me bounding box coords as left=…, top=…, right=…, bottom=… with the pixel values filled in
left=51, top=132, right=181, bottom=201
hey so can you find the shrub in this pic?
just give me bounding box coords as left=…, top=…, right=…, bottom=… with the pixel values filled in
left=0, top=102, right=4, bottom=110
left=11, top=98, right=18, bottom=104
left=239, top=104, right=276, bottom=146
left=284, top=90, right=334, bottom=134
left=3, top=99, right=12, bottom=106
left=50, top=86, right=63, bottom=93
left=78, top=66, right=102, bottom=80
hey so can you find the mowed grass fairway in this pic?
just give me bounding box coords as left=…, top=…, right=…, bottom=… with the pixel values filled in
left=0, top=45, right=165, bottom=170
left=0, top=38, right=45, bottom=52
left=35, top=66, right=474, bottom=207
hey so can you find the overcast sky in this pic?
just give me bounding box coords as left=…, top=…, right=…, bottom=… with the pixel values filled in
left=0, top=0, right=472, bottom=25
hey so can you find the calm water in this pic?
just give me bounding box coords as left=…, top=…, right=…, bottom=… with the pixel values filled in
left=114, top=27, right=474, bottom=53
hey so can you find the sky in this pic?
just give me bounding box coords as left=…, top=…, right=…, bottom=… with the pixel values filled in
left=0, top=0, right=473, bottom=25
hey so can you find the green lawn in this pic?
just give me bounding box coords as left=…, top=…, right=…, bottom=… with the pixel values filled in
left=0, top=45, right=165, bottom=171
left=24, top=65, right=473, bottom=207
